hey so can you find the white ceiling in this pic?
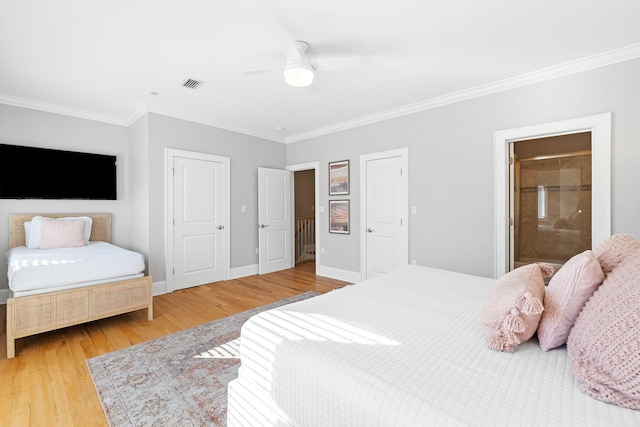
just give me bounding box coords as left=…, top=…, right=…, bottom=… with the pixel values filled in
left=1, top=0, right=640, bottom=143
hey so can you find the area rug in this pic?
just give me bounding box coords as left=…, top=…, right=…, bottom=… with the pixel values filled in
left=87, top=291, right=319, bottom=427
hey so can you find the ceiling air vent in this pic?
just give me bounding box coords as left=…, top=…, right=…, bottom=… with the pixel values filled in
left=181, top=78, right=205, bottom=90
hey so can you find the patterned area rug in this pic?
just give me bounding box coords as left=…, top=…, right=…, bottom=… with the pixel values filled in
left=87, top=292, right=319, bottom=426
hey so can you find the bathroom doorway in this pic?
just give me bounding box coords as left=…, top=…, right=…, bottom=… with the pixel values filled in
left=510, top=132, right=592, bottom=271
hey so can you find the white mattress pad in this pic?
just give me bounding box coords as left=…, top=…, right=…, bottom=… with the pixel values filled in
left=6, top=241, right=146, bottom=295
left=235, top=265, right=640, bottom=426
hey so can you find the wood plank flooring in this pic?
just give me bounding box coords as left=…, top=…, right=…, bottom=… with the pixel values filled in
left=0, top=262, right=348, bottom=426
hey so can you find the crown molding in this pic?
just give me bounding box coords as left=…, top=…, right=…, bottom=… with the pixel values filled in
left=0, top=93, right=129, bottom=126
left=124, top=103, right=149, bottom=126
left=2, top=43, right=639, bottom=144
left=144, top=104, right=287, bottom=143
left=285, top=43, right=640, bottom=143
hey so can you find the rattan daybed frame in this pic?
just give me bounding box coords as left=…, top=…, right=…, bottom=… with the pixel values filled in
left=6, top=213, right=153, bottom=358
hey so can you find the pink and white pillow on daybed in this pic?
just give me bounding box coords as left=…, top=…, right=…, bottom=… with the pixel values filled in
left=481, top=263, right=553, bottom=352
left=23, top=215, right=92, bottom=249
left=567, top=234, right=640, bottom=410
left=537, top=250, right=604, bottom=351
left=39, top=218, right=86, bottom=250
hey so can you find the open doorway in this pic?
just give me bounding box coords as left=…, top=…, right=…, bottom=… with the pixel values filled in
left=294, top=169, right=316, bottom=266
left=494, top=113, right=611, bottom=278
left=510, top=132, right=592, bottom=271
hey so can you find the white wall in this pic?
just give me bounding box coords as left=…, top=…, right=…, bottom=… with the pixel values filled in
left=287, top=58, right=640, bottom=278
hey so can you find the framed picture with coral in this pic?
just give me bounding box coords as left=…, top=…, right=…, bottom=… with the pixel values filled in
left=329, top=199, right=350, bottom=234
left=329, top=160, right=349, bottom=195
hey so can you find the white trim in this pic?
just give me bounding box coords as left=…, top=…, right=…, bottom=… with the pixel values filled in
left=286, top=162, right=320, bottom=273
left=230, top=264, right=259, bottom=279
left=146, top=104, right=287, bottom=144
left=286, top=44, right=640, bottom=143
left=359, top=148, right=409, bottom=281
left=2, top=44, right=638, bottom=144
left=493, top=113, right=611, bottom=278
left=152, top=280, right=168, bottom=296
left=315, top=265, right=360, bottom=284
left=165, top=148, right=231, bottom=293
left=0, top=93, right=131, bottom=126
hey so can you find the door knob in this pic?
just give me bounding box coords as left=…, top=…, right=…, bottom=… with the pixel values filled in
left=259, top=224, right=269, bottom=228
left=217, top=225, right=225, bottom=230
left=367, top=228, right=374, bottom=233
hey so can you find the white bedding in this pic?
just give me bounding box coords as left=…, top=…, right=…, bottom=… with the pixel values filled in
left=229, top=265, right=640, bottom=427
left=6, top=241, right=146, bottom=297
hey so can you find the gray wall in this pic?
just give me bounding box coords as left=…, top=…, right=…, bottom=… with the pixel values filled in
left=287, top=58, right=640, bottom=278
left=1, top=58, right=639, bottom=291
left=128, top=114, right=150, bottom=273
left=0, top=104, right=132, bottom=291
left=146, top=113, right=286, bottom=281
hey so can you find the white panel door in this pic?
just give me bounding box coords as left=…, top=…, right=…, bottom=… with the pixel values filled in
left=362, top=149, right=408, bottom=279
left=258, top=167, right=293, bottom=274
left=173, top=156, right=227, bottom=290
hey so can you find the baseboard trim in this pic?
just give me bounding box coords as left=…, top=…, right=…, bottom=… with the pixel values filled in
left=230, top=264, right=259, bottom=279
left=315, top=265, right=361, bottom=284
left=152, top=280, right=167, bottom=296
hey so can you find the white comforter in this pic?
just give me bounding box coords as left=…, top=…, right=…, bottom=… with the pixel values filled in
left=233, top=265, right=640, bottom=426
left=6, top=241, right=145, bottom=296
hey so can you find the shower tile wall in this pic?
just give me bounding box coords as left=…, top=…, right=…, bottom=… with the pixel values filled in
left=516, top=154, right=592, bottom=265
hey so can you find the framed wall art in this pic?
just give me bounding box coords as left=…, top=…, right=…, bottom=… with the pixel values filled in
left=329, top=199, right=350, bottom=234
left=329, top=160, right=349, bottom=195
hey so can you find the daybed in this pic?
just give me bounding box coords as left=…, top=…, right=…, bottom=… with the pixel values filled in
left=227, top=244, right=640, bottom=426
left=5, top=213, right=152, bottom=358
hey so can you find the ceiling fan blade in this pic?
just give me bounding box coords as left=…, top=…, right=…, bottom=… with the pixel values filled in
left=310, top=56, right=361, bottom=71
left=242, top=64, right=283, bottom=76
left=273, top=29, right=302, bottom=61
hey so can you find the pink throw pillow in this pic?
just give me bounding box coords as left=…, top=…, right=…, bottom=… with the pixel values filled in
left=593, top=233, right=640, bottom=275
left=567, top=237, right=640, bottom=410
left=537, top=250, right=604, bottom=351
left=481, top=263, right=552, bottom=352
left=40, top=218, right=86, bottom=250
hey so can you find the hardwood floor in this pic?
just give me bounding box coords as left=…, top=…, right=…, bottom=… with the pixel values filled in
left=0, top=262, right=348, bottom=426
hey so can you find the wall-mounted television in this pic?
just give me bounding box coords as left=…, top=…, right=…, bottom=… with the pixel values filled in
left=0, top=143, right=117, bottom=200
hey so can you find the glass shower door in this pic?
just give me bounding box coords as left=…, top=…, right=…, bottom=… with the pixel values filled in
left=512, top=151, right=592, bottom=270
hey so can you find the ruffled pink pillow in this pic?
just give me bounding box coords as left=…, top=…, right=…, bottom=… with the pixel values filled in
left=481, top=263, right=552, bottom=352
left=567, top=235, right=640, bottom=410
left=537, top=250, right=604, bottom=351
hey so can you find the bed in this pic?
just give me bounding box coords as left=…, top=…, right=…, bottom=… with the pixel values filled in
left=227, top=264, right=640, bottom=426
left=5, top=213, right=152, bottom=359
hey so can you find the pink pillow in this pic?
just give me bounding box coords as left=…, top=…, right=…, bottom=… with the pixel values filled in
left=481, top=263, right=552, bottom=352
left=567, top=237, right=640, bottom=410
left=40, top=218, right=86, bottom=250
left=593, top=233, right=640, bottom=275
left=537, top=250, right=604, bottom=351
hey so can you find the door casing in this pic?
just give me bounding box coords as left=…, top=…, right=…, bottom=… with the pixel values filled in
left=165, top=148, right=230, bottom=292
left=359, top=148, right=409, bottom=281
left=494, top=113, right=611, bottom=278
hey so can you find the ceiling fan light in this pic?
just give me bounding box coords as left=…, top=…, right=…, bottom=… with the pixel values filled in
left=284, top=62, right=314, bottom=87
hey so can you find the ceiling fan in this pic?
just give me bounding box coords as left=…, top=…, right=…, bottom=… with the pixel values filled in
left=242, top=29, right=361, bottom=88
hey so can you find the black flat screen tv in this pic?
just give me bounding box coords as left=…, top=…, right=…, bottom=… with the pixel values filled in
left=0, top=143, right=117, bottom=200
